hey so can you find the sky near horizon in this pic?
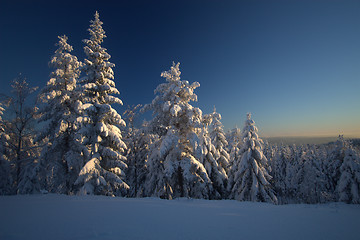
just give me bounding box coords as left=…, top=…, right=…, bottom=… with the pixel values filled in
left=0, top=0, right=359, bottom=137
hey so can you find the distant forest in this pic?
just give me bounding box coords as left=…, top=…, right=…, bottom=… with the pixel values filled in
left=1, top=12, right=359, bottom=204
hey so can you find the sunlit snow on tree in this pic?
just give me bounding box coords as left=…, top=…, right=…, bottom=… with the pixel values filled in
left=75, top=11, right=128, bottom=196
left=336, top=144, right=360, bottom=203
left=143, top=62, right=213, bottom=199
left=228, top=113, right=277, bottom=203
left=0, top=103, right=12, bottom=195
left=37, top=35, right=85, bottom=194
left=197, top=112, right=228, bottom=198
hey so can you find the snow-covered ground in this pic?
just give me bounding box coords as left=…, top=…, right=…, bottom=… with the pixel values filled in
left=0, top=195, right=359, bottom=240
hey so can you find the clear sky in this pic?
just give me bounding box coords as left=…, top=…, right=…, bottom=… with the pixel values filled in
left=0, top=0, right=359, bottom=137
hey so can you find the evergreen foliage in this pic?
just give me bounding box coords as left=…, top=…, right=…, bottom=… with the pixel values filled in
left=336, top=145, right=360, bottom=203
left=0, top=11, right=360, bottom=205
left=143, top=62, right=213, bottom=199
left=197, top=112, right=228, bottom=198
left=0, top=103, right=12, bottom=195
left=75, top=12, right=128, bottom=196
left=228, top=113, right=277, bottom=203
left=37, top=35, right=85, bottom=194
left=210, top=107, right=230, bottom=175
left=227, top=127, right=242, bottom=166
left=124, top=105, right=155, bottom=197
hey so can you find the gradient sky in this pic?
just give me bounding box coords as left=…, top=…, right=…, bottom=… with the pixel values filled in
left=0, top=0, right=359, bottom=137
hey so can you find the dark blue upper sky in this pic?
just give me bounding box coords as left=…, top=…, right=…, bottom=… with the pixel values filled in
left=1, top=0, right=359, bottom=137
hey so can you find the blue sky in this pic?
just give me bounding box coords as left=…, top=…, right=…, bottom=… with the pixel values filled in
left=0, top=0, right=359, bottom=137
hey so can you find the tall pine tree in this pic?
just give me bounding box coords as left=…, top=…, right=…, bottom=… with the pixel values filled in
left=210, top=107, right=230, bottom=175
left=75, top=12, right=128, bottom=196
left=37, top=35, right=85, bottom=194
left=336, top=145, right=360, bottom=203
left=143, top=62, right=212, bottom=199
left=0, top=103, right=12, bottom=195
left=227, top=127, right=242, bottom=167
left=197, top=112, right=228, bottom=198
left=228, top=113, right=277, bottom=203
left=123, top=105, right=155, bottom=197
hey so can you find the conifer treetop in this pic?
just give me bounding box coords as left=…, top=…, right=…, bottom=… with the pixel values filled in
left=156, top=62, right=200, bottom=104
left=81, top=11, right=120, bottom=106
left=161, top=62, right=181, bottom=83
left=46, top=35, right=81, bottom=93
left=242, top=112, right=260, bottom=144
left=38, top=35, right=80, bottom=125
left=88, top=11, right=106, bottom=44
left=54, top=35, right=72, bottom=53
left=228, top=113, right=277, bottom=203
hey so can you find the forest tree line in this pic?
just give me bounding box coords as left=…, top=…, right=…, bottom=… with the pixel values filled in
left=0, top=12, right=359, bottom=204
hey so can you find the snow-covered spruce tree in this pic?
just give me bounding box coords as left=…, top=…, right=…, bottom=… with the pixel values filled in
left=210, top=107, right=230, bottom=175
left=227, top=127, right=242, bottom=166
left=143, top=62, right=212, bottom=199
left=316, top=144, right=334, bottom=202
left=196, top=113, right=227, bottom=199
left=336, top=145, right=360, bottom=203
left=125, top=127, right=155, bottom=197
left=228, top=113, right=277, bottom=203
left=3, top=76, right=41, bottom=194
left=293, top=145, right=329, bottom=204
left=123, top=105, right=156, bottom=198
left=313, top=144, right=334, bottom=202
left=75, top=12, right=128, bottom=196
left=271, top=145, right=288, bottom=203
left=263, top=140, right=277, bottom=166
left=0, top=103, right=12, bottom=195
left=37, top=35, right=85, bottom=194
left=285, top=144, right=304, bottom=203
left=327, top=135, right=347, bottom=194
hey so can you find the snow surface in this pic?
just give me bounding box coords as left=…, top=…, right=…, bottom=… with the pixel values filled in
left=0, top=195, right=359, bottom=240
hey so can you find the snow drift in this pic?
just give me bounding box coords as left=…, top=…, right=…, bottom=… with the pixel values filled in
left=1, top=194, right=359, bottom=240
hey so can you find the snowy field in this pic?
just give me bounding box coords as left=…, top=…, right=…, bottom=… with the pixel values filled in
left=1, top=195, right=360, bottom=240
